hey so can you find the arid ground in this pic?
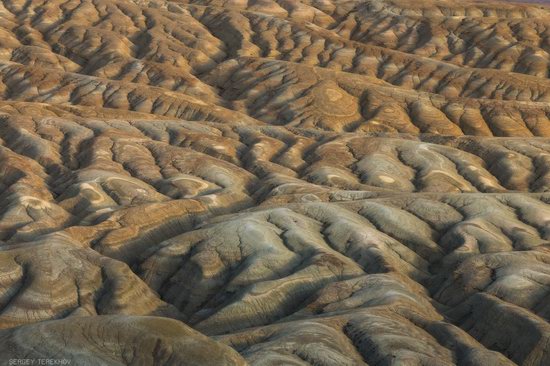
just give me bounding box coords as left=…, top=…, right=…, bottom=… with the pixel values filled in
left=0, top=0, right=549, bottom=365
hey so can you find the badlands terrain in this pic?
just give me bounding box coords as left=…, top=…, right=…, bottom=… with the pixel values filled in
left=0, top=0, right=549, bottom=364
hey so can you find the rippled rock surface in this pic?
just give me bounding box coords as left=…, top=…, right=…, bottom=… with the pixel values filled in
left=0, top=0, right=549, bottom=365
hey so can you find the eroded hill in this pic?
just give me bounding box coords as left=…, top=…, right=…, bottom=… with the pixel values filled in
left=0, top=0, right=549, bottom=365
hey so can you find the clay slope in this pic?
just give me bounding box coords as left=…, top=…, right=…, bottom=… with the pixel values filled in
left=0, top=0, right=549, bottom=365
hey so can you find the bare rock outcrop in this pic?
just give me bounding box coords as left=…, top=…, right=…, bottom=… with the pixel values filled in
left=0, top=0, right=548, bottom=365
